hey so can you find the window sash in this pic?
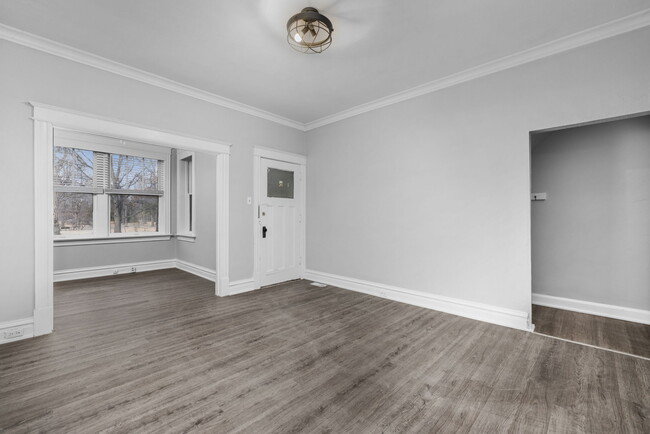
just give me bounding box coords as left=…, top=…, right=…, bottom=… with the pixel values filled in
left=176, top=150, right=195, bottom=237
left=106, top=189, right=164, bottom=196
left=53, top=129, right=170, bottom=240
left=54, top=186, right=104, bottom=194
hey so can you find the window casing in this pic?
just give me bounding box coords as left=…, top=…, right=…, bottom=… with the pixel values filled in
left=176, top=150, right=195, bottom=239
left=53, top=130, right=171, bottom=241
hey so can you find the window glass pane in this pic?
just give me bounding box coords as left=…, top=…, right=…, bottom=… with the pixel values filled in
left=54, top=192, right=93, bottom=235
left=53, top=147, right=94, bottom=187
left=267, top=168, right=294, bottom=199
left=110, top=195, right=159, bottom=233
left=111, top=154, right=161, bottom=191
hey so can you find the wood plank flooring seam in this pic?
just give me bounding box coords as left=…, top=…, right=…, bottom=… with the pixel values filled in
left=533, top=331, right=650, bottom=361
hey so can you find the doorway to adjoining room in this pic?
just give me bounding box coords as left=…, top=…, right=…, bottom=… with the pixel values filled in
left=530, top=114, right=650, bottom=358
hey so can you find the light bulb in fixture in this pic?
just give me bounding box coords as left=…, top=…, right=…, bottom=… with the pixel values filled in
left=287, top=7, right=333, bottom=53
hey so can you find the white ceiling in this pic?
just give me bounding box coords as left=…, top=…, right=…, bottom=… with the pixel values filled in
left=1, top=0, right=649, bottom=124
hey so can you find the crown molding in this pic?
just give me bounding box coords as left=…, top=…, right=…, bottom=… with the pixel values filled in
left=0, top=23, right=306, bottom=131
left=303, top=8, right=650, bottom=131
left=2, top=8, right=649, bottom=133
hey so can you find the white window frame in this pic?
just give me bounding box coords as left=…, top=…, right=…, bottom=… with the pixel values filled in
left=176, top=150, right=196, bottom=242
left=32, top=102, right=231, bottom=338
left=54, top=129, right=172, bottom=242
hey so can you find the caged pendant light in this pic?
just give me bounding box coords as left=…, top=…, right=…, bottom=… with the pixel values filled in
left=287, top=7, right=333, bottom=53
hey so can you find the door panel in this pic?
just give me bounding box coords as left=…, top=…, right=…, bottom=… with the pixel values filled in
left=260, top=158, right=302, bottom=286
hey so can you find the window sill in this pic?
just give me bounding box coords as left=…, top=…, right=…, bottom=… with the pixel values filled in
left=54, top=234, right=172, bottom=247
left=176, top=234, right=196, bottom=243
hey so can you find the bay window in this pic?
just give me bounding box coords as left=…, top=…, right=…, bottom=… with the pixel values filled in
left=53, top=130, right=170, bottom=241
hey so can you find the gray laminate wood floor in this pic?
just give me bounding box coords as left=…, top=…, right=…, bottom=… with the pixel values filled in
left=532, top=304, right=650, bottom=359
left=1, top=269, right=649, bottom=433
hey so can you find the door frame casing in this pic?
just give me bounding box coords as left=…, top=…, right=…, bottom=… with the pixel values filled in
left=253, top=147, right=306, bottom=290
left=32, top=102, right=231, bottom=336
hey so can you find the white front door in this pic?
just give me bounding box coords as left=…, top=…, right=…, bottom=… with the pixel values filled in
left=259, top=158, right=302, bottom=286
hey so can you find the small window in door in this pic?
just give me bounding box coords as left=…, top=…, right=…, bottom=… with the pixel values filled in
left=267, top=168, right=294, bottom=199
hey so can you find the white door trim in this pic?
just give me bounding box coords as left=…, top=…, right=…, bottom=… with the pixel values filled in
left=32, top=102, right=231, bottom=336
left=253, top=147, right=306, bottom=290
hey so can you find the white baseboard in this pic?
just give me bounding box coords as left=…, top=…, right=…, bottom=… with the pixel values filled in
left=54, top=259, right=176, bottom=282
left=54, top=258, right=259, bottom=297
left=175, top=259, right=216, bottom=282
left=228, top=278, right=257, bottom=296
left=0, top=317, right=34, bottom=344
left=532, top=293, right=650, bottom=325
left=304, top=270, right=531, bottom=331
left=174, top=260, right=257, bottom=296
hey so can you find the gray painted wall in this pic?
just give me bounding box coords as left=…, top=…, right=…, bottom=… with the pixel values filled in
left=176, top=151, right=217, bottom=271
left=305, top=28, right=650, bottom=316
left=2, top=28, right=650, bottom=325
left=54, top=241, right=175, bottom=270
left=531, top=116, right=650, bottom=310
left=0, top=40, right=305, bottom=323
left=54, top=150, right=218, bottom=273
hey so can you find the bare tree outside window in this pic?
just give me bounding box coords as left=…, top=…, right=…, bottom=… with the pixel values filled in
left=53, top=145, right=163, bottom=237
left=110, top=154, right=160, bottom=233
left=53, top=147, right=94, bottom=235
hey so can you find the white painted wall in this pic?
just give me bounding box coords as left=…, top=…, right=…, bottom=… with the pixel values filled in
left=531, top=116, right=650, bottom=311
left=0, top=40, right=305, bottom=323
left=305, top=28, right=650, bottom=317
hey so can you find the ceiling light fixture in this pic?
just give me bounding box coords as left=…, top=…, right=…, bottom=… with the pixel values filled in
left=287, top=7, right=333, bottom=54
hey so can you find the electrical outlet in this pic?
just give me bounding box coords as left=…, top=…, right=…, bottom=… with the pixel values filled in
left=113, top=270, right=119, bottom=275
left=531, top=192, right=547, bottom=201
left=131, top=267, right=136, bottom=273
left=4, top=328, right=24, bottom=340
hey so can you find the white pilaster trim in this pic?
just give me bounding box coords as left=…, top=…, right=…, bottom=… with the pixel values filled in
left=532, top=293, right=650, bottom=325
left=32, top=306, right=54, bottom=337
left=33, top=118, right=54, bottom=336
left=215, top=153, right=230, bottom=296
left=304, top=270, right=532, bottom=331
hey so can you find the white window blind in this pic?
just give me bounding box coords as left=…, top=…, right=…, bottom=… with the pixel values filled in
left=53, top=147, right=103, bottom=193
left=53, top=129, right=170, bottom=239
left=108, top=154, right=164, bottom=195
